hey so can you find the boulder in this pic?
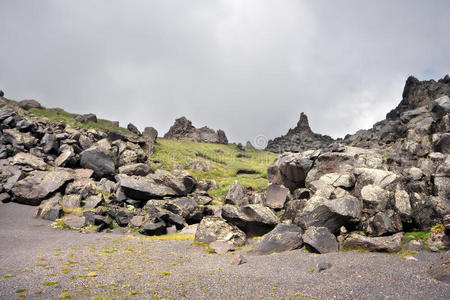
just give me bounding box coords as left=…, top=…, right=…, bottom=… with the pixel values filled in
left=395, top=189, right=412, bottom=217
left=162, top=197, right=203, bottom=223
left=209, top=240, right=237, bottom=254
left=367, top=211, right=403, bottom=236
left=427, top=250, right=450, bottom=284
left=18, top=99, right=41, bottom=110
left=84, top=194, right=104, bottom=209
left=250, top=224, right=303, bottom=255
left=41, top=133, right=58, bottom=154
left=61, top=194, right=82, bottom=209
left=80, top=139, right=116, bottom=178
left=221, top=204, right=278, bottom=236
left=11, top=170, right=74, bottom=205
left=118, top=163, right=152, bottom=176
left=3, top=129, right=37, bottom=149
left=142, top=127, right=158, bottom=142
left=65, top=179, right=97, bottom=198
left=225, top=180, right=246, bottom=206
left=302, top=227, right=338, bottom=254
left=63, top=215, right=86, bottom=228
left=75, top=113, right=97, bottom=123
left=298, top=195, right=361, bottom=234
left=127, top=123, right=141, bottom=135
left=194, top=217, right=247, bottom=247
left=361, top=185, right=388, bottom=211
left=354, top=168, right=398, bottom=189
left=163, top=116, right=228, bottom=144
left=268, top=151, right=316, bottom=192
left=54, top=149, right=75, bottom=167
left=342, top=232, right=405, bottom=252
left=264, top=184, right=289, bottom=209
left=34, top=194, right=63, bottom=221
left=107, top=208, right=134, bottom=227
left=11, top=152, right=47, bottom=170
left=139, top=221, right=167, bottom=236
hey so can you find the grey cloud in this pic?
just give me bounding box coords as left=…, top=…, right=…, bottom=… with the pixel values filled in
left=1, top=0, right=449, bottom=144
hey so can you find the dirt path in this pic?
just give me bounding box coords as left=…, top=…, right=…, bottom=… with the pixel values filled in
left=0, top=202, right=448, bottom=299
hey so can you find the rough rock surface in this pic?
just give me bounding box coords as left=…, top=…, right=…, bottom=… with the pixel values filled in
left=194, top=217, right=247, bottom=247
left=250, top=224, right=303, bottom=255
left=164, top=116, right=228, bottom=144
left=342, top=232, right=405, bottom=253
left=303, top=226, right=339, bottom=254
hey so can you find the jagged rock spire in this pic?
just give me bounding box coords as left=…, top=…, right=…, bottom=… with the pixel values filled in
left=296, top=112, right=313, bottom=134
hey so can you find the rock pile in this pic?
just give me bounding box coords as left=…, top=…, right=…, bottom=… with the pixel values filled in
left=266, top=112, right=334, bottom=153
left=164, top=116, right=228, bottom=144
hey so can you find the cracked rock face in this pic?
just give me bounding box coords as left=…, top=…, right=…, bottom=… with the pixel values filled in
left=163, top=116, right=228, bottom=144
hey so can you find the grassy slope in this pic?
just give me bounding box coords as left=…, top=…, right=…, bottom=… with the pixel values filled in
left=26, top=106, right=278, bottom=200
left=150, top=139, right=277, bottom=199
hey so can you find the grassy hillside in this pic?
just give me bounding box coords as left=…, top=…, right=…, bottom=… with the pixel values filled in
left=28, top=107, right=130, bottom=134
left=150, top=139, right=278, bottom=199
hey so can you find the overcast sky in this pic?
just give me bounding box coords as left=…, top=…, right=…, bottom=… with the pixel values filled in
left=1, top=1, right=450, bottom=145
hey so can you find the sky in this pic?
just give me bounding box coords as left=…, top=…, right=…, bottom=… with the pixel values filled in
left=1, top=1, right=450, bottom=146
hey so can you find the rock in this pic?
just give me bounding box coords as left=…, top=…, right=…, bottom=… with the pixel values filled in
left=129, top=216, right=145, bottom=228
left=18, top=99, right=41, bottom=110
left=0, top=193, right=11, bottom=203
left=3, top=128, right=37, bottom=149
left=430, top=95, right=450, bottom=119
left=209, top=240, right=237, bottom=254
left=405, top=240, right=425, bottom=252
left=268, top=151, right=316, bottom=192
left=342, top=232, right=405, bottom=252
left=65, top=179, right=97, bottom=198
left=319, top=173, right=355, bottom=189
left=428, top=251, right=450, bottom=284
left=163, top=116, right=228, bottom=144
left=156, top=208, right=187, bottom=229
left=303, top=227, right=338, bottom=254
left=108, top=208, right=134, bottom=227
left=264, top=184, right=289, bottom=210
left=395, top=189, right=412, bottom=217
left=298, top=195, right=361, bottom=234
left=15, top=119, right=34, bottom=132
left=163, top=197, right=202, bottom=224
left=0, top=90, right=3, bottom=97
left=361, top=185, right=388, bottom=210
left=142, top=127, right=158, bottom=142
left=368, top=211, right=403, bottom=236
left=84, top=194, right=104, bottom=209
left=221, top=204, right=278, bottom=236
left=63, top=215, right=86, bottom=228
left=317, top=262, right=332, bottom=272
left=266, top=112, right=334, bottom=153
left=180, top=224, right=198, bottom=234
left=196, top=179, right=218, bottom=192
left=61, top=194, right=81, bottom=209
left=194, top=217, right=247, bottom=247
left=75, top=113, right=97, bottom=123
left=11, top=152, right=47, bottom=170
left=118, top=163, right=152, bottom=176
left=354, top=168, right=398, bottom=189
left=34, top=194, right=62, bottom=221
left=11, top=170, right=74, bottom=205
left=433, top=133, right=450, bottom=154
left=229, top=254, right=247, bottom=265
left=54, top=149, right=75, bottom=167
left=127, top=123, right=140, bottom=135
left=250, top=224, right=303, bottom=255
left=225, top=181, right=246, bottom=206
left=80, top=140, right=116, bottom=178
left=139, top=221, right=167, bottom=235
left=41, top=133, right=58, bottom=153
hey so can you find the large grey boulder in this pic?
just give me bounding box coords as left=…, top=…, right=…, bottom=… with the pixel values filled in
left=164, top=116, right=228, bottom=144
left=250, top=224, right=303, bottom=255
left=225, top=180, right=246, bottom=206
left=18, top=99, right=41, bottom=110
left=139, top=221, right=167, bottom=235
left=194, top=217, right=247, bottom=247
left=34, top=194, right=63, bottom=221
left=3, top=129, right=37, bottom=149
left=361, top=184, right=388, bottom=210
left=298, top=195, right=361, bottom=234
left=342, top=232, right=405, bottom=252
left=221, top=204, right=278, bottom=236
left=303, top=227, right=338, bottom=254
left=162, top=197, right=203, bottom=224
left=41, top=133, right=58, bottom=153
left=427, top=249, right=450, bottom=284
left=118, top=163, right=152, bottom=176
left=80, top=139, right=116, bottom=178
left=10, top=152, right=48, bottom=170
left=264, top=184, right=289, bottom=209
left=11, top=169, right=74, bottom=205
left=268, top=151, right=317, bottom=192
left=142, top=127, right=158, bottom=143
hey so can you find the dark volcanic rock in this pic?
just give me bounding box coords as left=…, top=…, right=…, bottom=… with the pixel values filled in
left=250, top=224, right=303, bottom=255
left=303, top=226, right=338, bottom=254
left=139, top=221, right=167, bottom=236
left=80, top=139, right=116, bottom=178
left=221, top=204, right=278, bottom=236
left=266, top=112, right=334, bottom=153
left=18, top=99, right=41, bottom=110
left=264, top=184, right=289, bottom=209
left=342, top=232, right=405, bottom=252
left=225, top=180, right=246, bottom=206
left=163, top=116, right=228, bottom=144
left=194, top=217, right=247, bottom=247
left=142, top=127, right=158, bottom=142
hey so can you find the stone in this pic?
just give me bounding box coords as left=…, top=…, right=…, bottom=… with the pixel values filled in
left=369, top=211, right=403, bottom=236
left=180, top=224, right=198, bottom=234
left=433, top=133, right=450, bottom=154
left=225, top=181, right=246, bottom=206
left=317, top=262, right=332, bottom=272
left=118, top=163, right=152, bottom=176
left=129, top=215, right=145, bottom=227
left=11, top=152, right=47, bottom=170
left=196, top=179, right=218, bottom=192
left=298, top=195, right=361, bottom=234
left=0, top=193, right=11, bottom=203
left=80, top=140, right=116, bottom=178
left=221, top=204, right=278, bottom=236
left=354, top=168, right=398, bottom=189
left=156, top=208, right=187, bottom=229
left=250, top=224, right=303, bottom=255
left=342, top=232, right=405, bottom=253
left=127, top=123, right=141, bottom=135
left=65, top=179, right=97, bottom=198
left=229, top=254, right=247, bottom=265
left=75, top=113, right=97, bottom=123
left=84, top=194, right=104, bottom=209
left=107, top=208, right=134, bottom=227
left=303, top=227, right=338, bottom=254
left=430, top=95, right=450, bottom=119
left=63, top=215, right=86, bottom=228
left=264, top=184, right=289, bottom=209
left=209, top=240, right=237, bottom=254
left=18, top=99, right=41, bottom=110
left=360, top=185, right=388, bottom=210
left=163, top=116, right=228, bottom=144
left=11, top=170, right=74, bottom=205
left=61, top=194, right=82, bottom=209
left=3, top=129, right=37, bottom=149
left=54, top=149, right=75, bottom=167
left=194, top=217, right=247, bottom=247
left=405, top=240, right=425, bottom=252
left=319, top=173, right=355, bottom=188
left=0, top=90, right=3, bottom=97
left=162, top=197, right=203, bottom=224
left=142, top=127, right=158, bottom=142
left=268, top=151, right=316, bottom=192
left=395, top=189, right=412, bottom=217
left=139, top=221, right=167, bottom=236
left=427, top=251, right=450, bottom=284
left=41, top=133, right=58, bottom=153
left=34, top=194, right=63, bottom=221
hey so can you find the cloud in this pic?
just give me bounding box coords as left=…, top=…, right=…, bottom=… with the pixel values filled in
left=1, top=0, right=449, bottom=143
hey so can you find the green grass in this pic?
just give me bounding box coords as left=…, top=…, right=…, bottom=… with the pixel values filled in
left=29, top=107, right=130, bottom=134
left=150, top=138, right=277, bottom=199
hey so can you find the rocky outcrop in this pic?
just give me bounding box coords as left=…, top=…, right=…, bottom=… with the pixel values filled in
left=164, top=116, right=228, bottom=144
left=250, top=224, right=303, bottom=255
left=266, top=112, right=334, bottom=153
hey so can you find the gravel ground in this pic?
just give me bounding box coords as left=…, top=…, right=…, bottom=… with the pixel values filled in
left=0, top=202, right=449, bottom=299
